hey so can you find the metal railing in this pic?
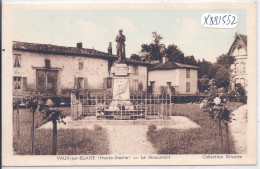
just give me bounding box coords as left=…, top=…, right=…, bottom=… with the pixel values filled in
left=71, top=92, right=172, bottom=120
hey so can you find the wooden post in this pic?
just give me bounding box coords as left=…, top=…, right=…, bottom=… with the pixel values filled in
left=226, top=124, right=230, bottom=154
left=169, top=91, right=172, bottom=117
left=52, top=119, right=57, bottom=155
left=162, top=93, right=164, bottom=120
left=121, top=101, right=122, bottom=120
left=149, top=94, right=152, bottom=116
left=145, top=94, right=147, bottom=119
left=153, top=94, right=155, bottom=118
left=219, top=118, right=223, bottom=149
left=95, top=94, right=98, bottom=118
left=31, top=108, right=35, bottom=154
left=70, top=92, right=72, bottom=117
left=16, top=108, right=20, bottom=137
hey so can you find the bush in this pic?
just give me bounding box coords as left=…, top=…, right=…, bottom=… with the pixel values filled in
left=147, top=124, right=157, bottom=143
left=146, top=103, right=237, bottom=154
left=148, top=124, right=157, bottom=131
left=94, top=125, right=103, bottom=132
left=229, top=84, right=247, bottom=103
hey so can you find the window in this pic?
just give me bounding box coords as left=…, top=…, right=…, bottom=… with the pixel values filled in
left=186, top=69, right=190, bottom=78
left=240, top=62, right=246, bottom=74
left=133, top=65, right=138, bottom=75
left=133, top=79, right=138, bottom=92
left=186, top=82, right=190, bottom=92
left=241, top=78, right=245, bottom=87
left=108, top=60, right=113, bottom=74
left=235, top=78, right=240, bottom=84
left=45, top=59, right=50, bottom=68
left=14, top=77, right=22, bottom=90
left=79, top=62, right=84, bottom=70
left=77, top=78, right=84, bottom=90
left=13, top=76, right=27, bottom=91
left=74, top=77, right=87, bottom=90
left=107, top=77, right=112, bottom=89
left=235, top=63, right=239, bottom=74
left=138, top=83, right=143, bottom=92
left=14, top=54, right=21, bottom=67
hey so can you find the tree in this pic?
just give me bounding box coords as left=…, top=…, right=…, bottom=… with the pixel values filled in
left=130, top=54, right=141, bottom=61
left=165, top=44, right=184, bottom=63
left=234, top=83, right=247, bottom=103
left=213, top=66, right=231, bottom=88
left=152, top=31, right=163, bottom=44
left=140, top=31, right=198, bottom=65
left=184, top=55, right=198, bottom=66
left=216, top=54, right=234, bottom=69
left=27, top=94, right=42, bottom=154
left=198, top=59, right=216, bottom=79
left=199, top=75, right=210, bottom=92
left=141, top=31, right=165, bottom=62
left=38, top=99, right=66, bottom=155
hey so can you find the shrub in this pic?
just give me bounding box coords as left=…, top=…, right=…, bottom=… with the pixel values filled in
left=94, top=125, right=103, bottom=132
left=148, top=124, right=157, bottom=131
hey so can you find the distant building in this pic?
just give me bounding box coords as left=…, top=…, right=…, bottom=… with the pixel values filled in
left=228, top=33, right=247, bottom=91
left=12, top=41, right=148, bottom=96
left=148, top=61, right=198, bottom=95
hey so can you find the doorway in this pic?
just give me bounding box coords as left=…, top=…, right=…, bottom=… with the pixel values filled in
left=36, top=70, right=58, bottom=95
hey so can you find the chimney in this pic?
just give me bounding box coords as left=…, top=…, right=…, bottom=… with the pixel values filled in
left=108, top=42, right=112, bottom=54
left=77, top=42, right=82, bottom=49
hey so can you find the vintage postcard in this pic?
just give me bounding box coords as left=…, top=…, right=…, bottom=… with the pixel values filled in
left=2, top=2, right=257, bottom=166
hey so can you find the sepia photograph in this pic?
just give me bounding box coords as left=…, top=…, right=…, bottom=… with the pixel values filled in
left=2, top=2, right=257, bottom=166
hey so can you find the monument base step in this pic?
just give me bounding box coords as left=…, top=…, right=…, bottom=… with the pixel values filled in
left=68, top=117, right=172, bottom=126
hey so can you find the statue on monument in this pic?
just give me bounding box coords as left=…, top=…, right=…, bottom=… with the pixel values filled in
left=115, top=29, right=126, bottom=63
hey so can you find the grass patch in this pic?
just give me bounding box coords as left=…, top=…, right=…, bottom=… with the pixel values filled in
left=147, top=102, right=243, bottom=154
left=13, top=108, right=109, bottom=155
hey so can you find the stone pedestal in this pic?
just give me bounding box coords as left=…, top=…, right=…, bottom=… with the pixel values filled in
left=106, top=64, right=134, bottom=111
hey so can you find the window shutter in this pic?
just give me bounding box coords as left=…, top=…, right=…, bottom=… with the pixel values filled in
left=74, top=77, right=78, bottom=89
left=22, top=77, right=27, bottom=90
left=84, top=78, right=88, bottom=89
left=103, top=77, right=107, bottom=89
left=13, top=77, right=15, bottom=91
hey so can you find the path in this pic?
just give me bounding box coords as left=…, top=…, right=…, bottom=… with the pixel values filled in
left=106, top=125, right=156, bottom=155
left=40, top=116, right=200, bottom=155
left=229, top=104, right=247, bottom=154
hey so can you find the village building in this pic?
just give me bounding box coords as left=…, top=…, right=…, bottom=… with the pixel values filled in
left=148, top=57, right=199, bottom=95
left=13, top=41, right=199, bottom=99
left=12, top=41, right=149, bottom=97
left=228, top=33, right=247, bottom=91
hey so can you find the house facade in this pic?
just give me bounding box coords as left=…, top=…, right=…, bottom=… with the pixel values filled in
left=228, top=33, right=247, bottom=91
left=12, top=41, right=148, bottom=96
left=148, top=62, right=198, bottom=95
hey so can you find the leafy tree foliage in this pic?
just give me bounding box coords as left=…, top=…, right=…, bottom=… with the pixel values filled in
left=138, top=32, right=237, bottom=93
left=141, top=43, right=165, bottom=62
left=165, top=44, right=184, bottom=63
left=184, top=55, right=198, bottom=66
left=130, top=54, right=141, bottom=61
left=198, top=59, right=216, bottom=79
left=140, top=31, right=189, bottom=64
left=216, top=54, right=234, bottom=69
left=198, top=75, right=210, bottom=92
left=213, top=66, right=231, bottom=88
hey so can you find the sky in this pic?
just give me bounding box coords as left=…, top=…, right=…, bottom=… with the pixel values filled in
left=12, top=9, right=246, bottom=62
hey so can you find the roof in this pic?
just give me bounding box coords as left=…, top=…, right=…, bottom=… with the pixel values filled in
left=149, top=62, right=198, bottom=70
left=227, top=33, right=247, bottom=55
left=125, top=58, right=151, bottom=66
left=13, top=41, right=150, bottom=66
left=13, top=41, right=117, bottom=60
